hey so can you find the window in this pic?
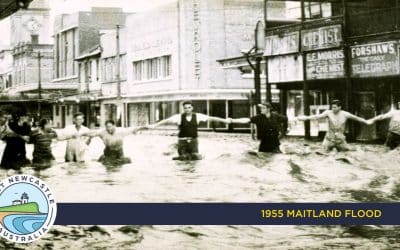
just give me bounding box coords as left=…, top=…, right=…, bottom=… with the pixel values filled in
left=96, top=59, right=99, bottom=81
left=101, top=55, right=126, bottom=82
left=54, top=28, right=77, bottom=78
left=31, top=35, right=39, bottom=44
left=162, top=55, right=171, bottom=78
left=87, top=61, right=92, bottom=82
left=7, top=74, right=12, bottom=88
left=133, top=61, right=142, bottom=81
left=132, top=55, right=171, bottom=81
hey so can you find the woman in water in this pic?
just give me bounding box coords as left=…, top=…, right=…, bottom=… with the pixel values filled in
left=1, top=110, right=31, bottom=169
left=29, top=118, right=75, bottom=169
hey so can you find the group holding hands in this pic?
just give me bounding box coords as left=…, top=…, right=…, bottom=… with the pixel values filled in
left=0, top=98, right=398, bottom=168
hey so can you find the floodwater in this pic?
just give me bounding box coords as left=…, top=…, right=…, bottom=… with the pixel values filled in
left=0, top=131, right=399, bottom=249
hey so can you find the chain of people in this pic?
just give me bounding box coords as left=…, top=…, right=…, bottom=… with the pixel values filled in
left=0, top=99, right=399, bottom=169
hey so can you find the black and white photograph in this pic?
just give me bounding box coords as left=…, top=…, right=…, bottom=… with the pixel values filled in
left=0, top=0, right=399, bottom=249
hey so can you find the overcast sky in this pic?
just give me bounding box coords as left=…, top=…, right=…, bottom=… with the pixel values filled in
left=0, top=0, right=176, bottom=48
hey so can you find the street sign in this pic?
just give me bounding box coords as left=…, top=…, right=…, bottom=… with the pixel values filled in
left=306, top=49, right=345, bottom=80
left=264, top=31, right=300, bottom=56
left=301, top=25, right=342, bottom=51
left=350, top=41, right=399, bottom=77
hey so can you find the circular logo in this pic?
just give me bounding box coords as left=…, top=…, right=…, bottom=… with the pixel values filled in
left=0, top=175, right=57, bottom=243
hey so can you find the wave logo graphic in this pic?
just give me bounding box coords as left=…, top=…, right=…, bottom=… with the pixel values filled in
left=0, top=175, right=56, bottom=243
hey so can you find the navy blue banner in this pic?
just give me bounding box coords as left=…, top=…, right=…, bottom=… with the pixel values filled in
left=54, top=203, right=400, bottom=225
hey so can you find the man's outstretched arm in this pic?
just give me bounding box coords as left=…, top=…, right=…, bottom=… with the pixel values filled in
left=230, top=118, right=251, bottom=124
left=120, top=126, right=149, bottom=135
left=207, top=116, right=231, bottom=124
left=296, top=111, right=328, bottom=121
left=345, top=112, right=369, bottom=124
left=68, top=129, right=99, bottom=139
left=367, top=111, right=393, bottom=124
left=147, top=115, right=178, bottom=129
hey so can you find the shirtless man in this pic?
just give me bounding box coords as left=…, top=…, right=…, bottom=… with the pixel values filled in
left=367, top=104, right=400, bottom=150
left=296, top=100, right=369, bottom=152
left=81, top=120, right=146, bottom=165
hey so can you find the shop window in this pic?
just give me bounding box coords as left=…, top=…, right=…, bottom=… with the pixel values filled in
left=230, top=100, right=250, bottom=128
left=128, top=103, right=150, bottom=126
left=209, top=100, right=227, bottom=129
left=192, top=100, right=208, bottom=128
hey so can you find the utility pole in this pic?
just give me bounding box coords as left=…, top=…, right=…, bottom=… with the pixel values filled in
left=300, top=0, right=311, bottom=139
left=264, top=0, right=271, bottom=104
left=116, top=24, right=121, bottom=99
left=37, top=51, right=42, bottom=118
left=254, top=21, right=265, bottom=109
left=115, top=24, right=123, bottom=127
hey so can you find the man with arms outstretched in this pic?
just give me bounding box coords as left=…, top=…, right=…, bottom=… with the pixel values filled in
left=367, top=103, right=400, bottom=150
left=80, top=120, right=147, bottom=165
left=296, top=100, right=369, bottom=152
left=147, top=100, right=231, bottom=160
left=230, top=102, right=288, bottom=153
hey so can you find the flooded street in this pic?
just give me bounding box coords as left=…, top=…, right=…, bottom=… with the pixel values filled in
left=0, top=131, right=399, bottom=249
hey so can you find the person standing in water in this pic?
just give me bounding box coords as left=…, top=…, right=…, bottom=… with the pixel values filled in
left=296, top=99, right=369, bottom=152
left=29, top=118, right=77, bottom=169
left=230, top=102, right=288, bottom=153
left=367, top=103, right=400, bottom=150
left=62, top=112, right=91, bottom=162
left=1, top=110, right=31, bottom=169
left=0, top=110, right=11, bottom=139
left=147, top=100, right=231, bottom=160
left=80, top=120, right=147, bottom=165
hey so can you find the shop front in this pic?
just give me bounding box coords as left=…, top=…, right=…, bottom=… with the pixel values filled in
left=349, top=40, right=400, bottom=141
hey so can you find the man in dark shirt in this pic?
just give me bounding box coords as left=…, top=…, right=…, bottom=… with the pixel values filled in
left=231, top=102, right=288, bottom=153
left=147, top=100, right=231, bottom=160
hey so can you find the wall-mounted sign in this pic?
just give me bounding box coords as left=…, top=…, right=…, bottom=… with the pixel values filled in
left=306, top=49, right=345, bottom=80
left=265, top=31, right=299, bottom=56
left=268, top=54, right=303, bottom=83
left=301, top=25, right=342, bottom=51
left=350, top=41, right=399, bottom=77
left=193, top=0, right=201, bottom=80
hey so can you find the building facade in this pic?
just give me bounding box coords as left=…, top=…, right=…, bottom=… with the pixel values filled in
left=51, top=7, right=129, bottom=128
left=99, top=28, right=127, bottom=127
left=0, top=0, right=54, bottom=119
left=223, top=0, right=400, bottom=141
left=0, top=49, right=13, bottom=93
left=100, top=0, right=281, bottom=130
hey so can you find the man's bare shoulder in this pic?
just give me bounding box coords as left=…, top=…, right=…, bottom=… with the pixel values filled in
left=339, top=110, right=352, bottom=116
